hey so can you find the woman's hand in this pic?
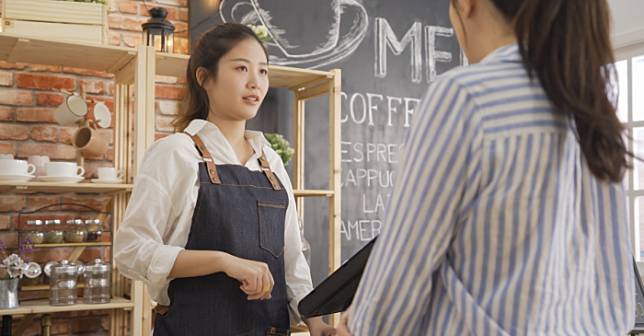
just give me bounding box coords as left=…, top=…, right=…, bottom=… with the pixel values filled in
left=304, top=317, right=336, bottom=336
left=221, top=254, right=274, bottom=300
left=336, top=309, right=353, bottom=336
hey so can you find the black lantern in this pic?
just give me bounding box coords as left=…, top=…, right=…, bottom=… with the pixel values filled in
left=142, top=7, right=175, bottom=53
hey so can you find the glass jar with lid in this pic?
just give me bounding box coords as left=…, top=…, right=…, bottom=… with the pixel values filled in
left=43, top=219, right=63, bottom=243
left=45, top=259, right=83, bottom=306
left=82, top=259, right=111, bottom=304
left=64, top=219, right=86, bottom=243
left=84, top=219, right=103, bottom=242
left=23, top=220, right=45, bottom=244
left=25, top=219, right=43, bottom=228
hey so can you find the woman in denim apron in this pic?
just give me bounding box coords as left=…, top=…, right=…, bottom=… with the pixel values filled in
left=115, top=23, right=335, bottom=336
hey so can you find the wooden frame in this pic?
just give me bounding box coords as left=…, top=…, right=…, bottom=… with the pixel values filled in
left=0, top=33, right=142, bottom=335
left=1, top=0, right=108, bottom=45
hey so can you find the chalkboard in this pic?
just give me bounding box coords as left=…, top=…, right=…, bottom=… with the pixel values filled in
left=189, top=0, right=463, bottom=284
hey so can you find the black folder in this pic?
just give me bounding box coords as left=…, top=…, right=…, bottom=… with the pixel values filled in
left=298, top=237, right=378, bottom=318
left=631, top=258, right=644, bottom=334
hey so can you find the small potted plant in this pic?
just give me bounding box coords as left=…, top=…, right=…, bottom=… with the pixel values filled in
left=248, top=24, right=273, bottom=44
left=265, top=133, right=294, bottom=166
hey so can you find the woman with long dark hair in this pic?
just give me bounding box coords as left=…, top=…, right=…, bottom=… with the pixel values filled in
left=115, top=23, right=335, bottom=336
left=338, top=0, right=634, bottom=334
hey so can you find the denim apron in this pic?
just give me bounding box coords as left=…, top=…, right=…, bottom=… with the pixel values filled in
left=153, top=134, right=290, bottom=336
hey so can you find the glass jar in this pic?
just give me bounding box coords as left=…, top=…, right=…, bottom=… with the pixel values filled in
left=46, top=260, right=83, bottom=306
left=84, top=219, right=102, bottom=232
left=23, top=220, right=45, bottom=244
left=82, top=259, right=111, bottom=304
left=84, top=219, right=103, bottom=242
left=23, top=231, right=45, bottom=244
left=64, top=219, right=86, bottom=243
left=25, top=219, right=43, bottom=228
left=44, top=219, right=63, bottom=243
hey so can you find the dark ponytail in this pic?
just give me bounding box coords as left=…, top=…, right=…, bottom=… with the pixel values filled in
left=479, top=0, right=631, bottom=182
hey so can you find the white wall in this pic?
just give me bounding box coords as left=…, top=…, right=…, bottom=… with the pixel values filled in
left=610, top=0, right=644, bottom=48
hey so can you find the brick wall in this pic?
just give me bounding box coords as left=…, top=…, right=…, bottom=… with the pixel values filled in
left=0, top=0, right=190, bottom=334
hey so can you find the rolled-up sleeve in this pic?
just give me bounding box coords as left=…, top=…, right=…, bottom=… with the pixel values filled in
left=114, top=175, right=183, bottom=282
left=348, top=78, right=482, bottom=335
left=114, top=136, right=196, bottom=305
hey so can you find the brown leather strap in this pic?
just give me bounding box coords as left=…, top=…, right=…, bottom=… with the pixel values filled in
left=154, top=304, right=170, bottom=316
left=258, top=153, right=282, bottom=191
left=187, top=133, right=221, bottom=184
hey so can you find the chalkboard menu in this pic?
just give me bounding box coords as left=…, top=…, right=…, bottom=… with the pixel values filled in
left=189, top=0, right=463, bottom=283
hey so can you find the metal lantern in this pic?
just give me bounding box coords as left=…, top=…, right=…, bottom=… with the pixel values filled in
left=142, top=7, right=175, bottom=53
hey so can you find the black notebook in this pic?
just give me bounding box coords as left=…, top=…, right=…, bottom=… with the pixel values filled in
left=298, top=237, right=378, bottom=318
left=631, top=259, right=644, bottom=334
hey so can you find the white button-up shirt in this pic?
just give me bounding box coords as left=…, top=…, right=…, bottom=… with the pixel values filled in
left=114, top=119, right=313, bottom=321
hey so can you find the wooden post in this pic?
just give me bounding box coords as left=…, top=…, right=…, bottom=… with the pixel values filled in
left=328, top=69, right=342, bottom=326
left=293, top=97, right=306, bottom=219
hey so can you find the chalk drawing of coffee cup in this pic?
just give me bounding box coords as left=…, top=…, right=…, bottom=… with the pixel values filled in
left=219, top=0, right=369, bottom=69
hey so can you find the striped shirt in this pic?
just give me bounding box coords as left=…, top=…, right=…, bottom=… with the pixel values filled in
left=347, top=44, right=635, bottom=335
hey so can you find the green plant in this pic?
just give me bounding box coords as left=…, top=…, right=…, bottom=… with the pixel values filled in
left=248, top=24, right=272, bottom=43
left=265, top=133, right=294, bottom=166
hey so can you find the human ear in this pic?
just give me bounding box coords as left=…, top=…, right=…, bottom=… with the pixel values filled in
left=195, top=67, right=209, bottom=87
left=455, top=0, right=475, bottom=17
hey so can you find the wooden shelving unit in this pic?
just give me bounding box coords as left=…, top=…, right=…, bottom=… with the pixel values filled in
left=0, top=181, right=132, bottom=194
left=0, top=32, right=341, bottom=335
left=0, top=297, right=134, bottom=316
left=0, top=33, right=144, bottom=336
left=293, top=189, right=335, bottom=198
left=32, top=242, right=111, bottom=248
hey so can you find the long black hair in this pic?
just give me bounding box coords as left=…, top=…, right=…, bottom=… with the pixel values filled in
left=453, top=0, right=631, bottom=182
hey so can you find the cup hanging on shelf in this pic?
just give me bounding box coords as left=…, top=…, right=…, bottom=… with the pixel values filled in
left=54, top=93, right=87, bottom=126
left=72, top=120, right=109, bottom=158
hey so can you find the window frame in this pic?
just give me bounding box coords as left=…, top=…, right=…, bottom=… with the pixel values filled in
left=616, top=42, right=644, bottom=261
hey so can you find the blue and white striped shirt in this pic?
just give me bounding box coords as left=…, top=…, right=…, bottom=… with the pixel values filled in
left=348, top=44, right=635, bottom=335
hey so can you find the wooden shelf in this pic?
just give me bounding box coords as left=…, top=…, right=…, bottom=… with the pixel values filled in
left=0, top=181, right=132, bottom=193
left=32, top=242, right=111, bottom=248
left=0, top=32, right=136, bottom=74
left=154, top=52, right=334, bottom=90
left=0, top=296, right=133, bottom=316
left=293, top=189, right=335, bottom=198
left=21, top=284, right=87, bottom=292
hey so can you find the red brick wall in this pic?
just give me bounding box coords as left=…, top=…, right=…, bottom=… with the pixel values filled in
left=0, top=0, right=190, bottom=334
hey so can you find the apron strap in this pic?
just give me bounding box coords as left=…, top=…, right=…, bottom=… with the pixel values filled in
left=186, top=133, right=221, bottom=185
left=258, top=153, right=282, bottom=191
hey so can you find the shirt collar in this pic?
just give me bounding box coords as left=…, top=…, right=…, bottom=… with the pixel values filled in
left=480, top=43, right=522, bottom=64
left=184, top=118, right=270, bottom=162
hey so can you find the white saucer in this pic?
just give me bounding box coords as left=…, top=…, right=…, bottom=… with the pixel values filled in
left=91, top=178, right=122, bottom=184
left=36, top=176, right=84, bottom=183
left=0, top=174, right=35, bottom=182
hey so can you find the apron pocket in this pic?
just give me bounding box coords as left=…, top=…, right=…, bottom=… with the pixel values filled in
left=257, top=201, right=287, bottom=258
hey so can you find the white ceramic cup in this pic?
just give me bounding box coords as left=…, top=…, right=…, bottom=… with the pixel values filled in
left=54, top=94, right=87, bottom=126
left=45, top=162, right=85, bottom=177
left=27, top=155, right=50, bottom=177
left=0, top=159, right=36, bottom=176
left=97, top=167, right=121, bottom=181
